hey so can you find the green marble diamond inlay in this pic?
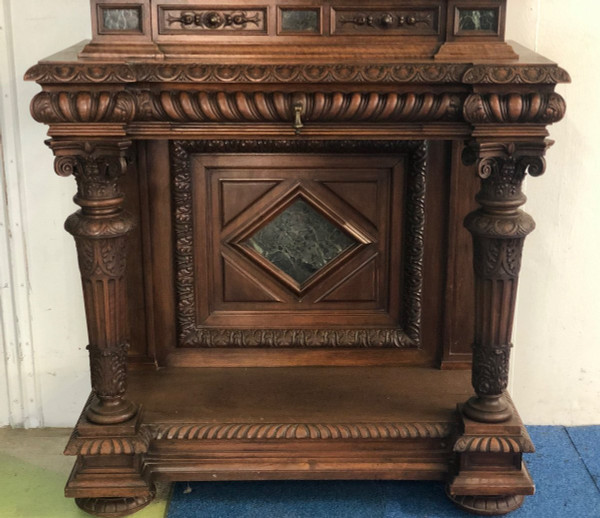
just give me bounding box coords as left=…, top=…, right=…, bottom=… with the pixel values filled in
left=244, top=199, right=356, bottom=285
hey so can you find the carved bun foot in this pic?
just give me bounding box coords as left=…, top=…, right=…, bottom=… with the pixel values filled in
left=75, top=488, right=155, bottom=517
left=447, top=491, right=525, bottom=516
left=463, top=395, right=512, bottom=423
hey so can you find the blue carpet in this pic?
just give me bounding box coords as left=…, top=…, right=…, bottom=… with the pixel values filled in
left=567, top=426, right=600, bottom=491
left=168, top=426, right=600, bottom=518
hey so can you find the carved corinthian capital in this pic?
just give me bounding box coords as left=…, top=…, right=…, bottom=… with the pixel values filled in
left=461, top=140, right=548, bottom=423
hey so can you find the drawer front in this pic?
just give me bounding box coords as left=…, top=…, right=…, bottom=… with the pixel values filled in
left=332, top=7, right=441, bottom=36
left=158, top=6, right=268, bottom=35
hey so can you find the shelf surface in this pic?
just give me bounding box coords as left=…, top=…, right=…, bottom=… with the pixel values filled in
left=128, top=366, right=471, bottom=425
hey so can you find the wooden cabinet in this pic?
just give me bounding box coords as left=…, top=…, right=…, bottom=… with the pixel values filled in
left=27, top=1, right=568, bottom=515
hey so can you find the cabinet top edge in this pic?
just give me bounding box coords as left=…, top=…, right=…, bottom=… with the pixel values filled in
left=25, top=41, right=569, bottom=86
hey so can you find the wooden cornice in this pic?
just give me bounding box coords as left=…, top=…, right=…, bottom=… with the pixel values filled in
left=25, top=61, right=570, bottom=86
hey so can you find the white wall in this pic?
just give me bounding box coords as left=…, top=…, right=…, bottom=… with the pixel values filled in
left=0, top=0, right=92, bottom=427
left=0, top=0, right=598, bottom=427
left=506, top=0, right=600, bottom=425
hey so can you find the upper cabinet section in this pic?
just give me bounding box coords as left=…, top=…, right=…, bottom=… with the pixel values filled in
left=81, top=0, right=515, bottom=60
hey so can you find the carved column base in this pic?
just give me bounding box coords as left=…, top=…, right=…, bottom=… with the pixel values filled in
left=447, top=396, right=535, bottom=516
left=446, top=492, right=525, bottom=516
left=75, top=490, right=156, bottom=518
left=463, top=394, right=512, bottom=423
left=66, top=397, right=153, bottom=517
left=86, top=395, right=137, bottom=425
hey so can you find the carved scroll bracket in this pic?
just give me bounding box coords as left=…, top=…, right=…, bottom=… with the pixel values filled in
left=463, top=92, right=566, bottom=125
left=461, top=140, right=549, bottom=423
left=48, top=139, right=137, bottom=425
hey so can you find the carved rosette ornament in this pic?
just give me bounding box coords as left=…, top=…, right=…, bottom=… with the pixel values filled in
left=462, top=141, right=547, bottom=423
left=49, top=140, right=137, bottom=425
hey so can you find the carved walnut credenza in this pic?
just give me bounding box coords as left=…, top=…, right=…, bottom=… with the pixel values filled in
left=26, top=1, right=568, bottom=516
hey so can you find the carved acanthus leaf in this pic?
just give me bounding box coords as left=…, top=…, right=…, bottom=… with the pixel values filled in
left=87, top=343, right=130, bottom=399
left=31, top=91, right=136, bottom=123
left=471, top=343, right=512, bottom=396
left=463, top=92, right=566, bottom=124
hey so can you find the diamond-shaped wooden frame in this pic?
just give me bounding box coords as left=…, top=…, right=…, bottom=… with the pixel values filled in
left=229, top=184, right=372, bottom=295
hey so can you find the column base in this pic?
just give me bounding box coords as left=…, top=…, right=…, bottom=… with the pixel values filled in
left=86, top=396, right=137, bottom=425
left=447, top=396, right=535, bottom=516
left=463, top=394, right=512, bottom=423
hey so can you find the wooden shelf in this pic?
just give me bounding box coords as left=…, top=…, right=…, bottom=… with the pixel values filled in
left=128, top=366, right=472, bottom=425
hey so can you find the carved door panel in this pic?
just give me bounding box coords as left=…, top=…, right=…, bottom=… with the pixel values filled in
left=171, top=141, right=427, bottom=349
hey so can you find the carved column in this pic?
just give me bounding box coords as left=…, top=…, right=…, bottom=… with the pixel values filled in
left=50, top=140, right=137, bottom=425
left=462, top=141, right=547, bottom=423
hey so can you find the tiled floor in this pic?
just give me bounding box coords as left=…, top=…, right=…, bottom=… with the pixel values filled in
left=1, top=427, right=598, bottom=518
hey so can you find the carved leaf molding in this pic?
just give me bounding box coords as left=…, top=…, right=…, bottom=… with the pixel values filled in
left=152, top=422, right=452, bottom=441
left=25, top=63, right=570, bottom=85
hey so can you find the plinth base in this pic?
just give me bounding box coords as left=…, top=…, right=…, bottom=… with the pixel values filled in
left=64, top=366, right=534, bottom=516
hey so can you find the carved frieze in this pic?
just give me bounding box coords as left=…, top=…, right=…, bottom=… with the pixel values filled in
left=462, top=65, right=571, bottom=85
left=32, top=90, right=463, bottom=124
left=26, top=62, right=570, bottom=85
left=31, top=89, right=570, bottom=129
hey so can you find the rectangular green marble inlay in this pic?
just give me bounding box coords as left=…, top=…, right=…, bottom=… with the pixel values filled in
left=244, top=199, right=356, bottom=284
left=458, top=9, right=498, bottom=32
left=281, top=9, right=320, bottom=33
left=102, top=8, right=141, bottom=31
